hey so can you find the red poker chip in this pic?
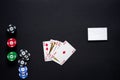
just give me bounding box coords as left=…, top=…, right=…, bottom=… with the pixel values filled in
left=7, top=38, right=17, bottom=48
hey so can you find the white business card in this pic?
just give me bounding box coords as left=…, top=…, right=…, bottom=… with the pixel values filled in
left=88, top=27, right=108, bottom=41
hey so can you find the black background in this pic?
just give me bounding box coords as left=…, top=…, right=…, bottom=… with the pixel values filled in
left=0, top=0, right=120, bottom=80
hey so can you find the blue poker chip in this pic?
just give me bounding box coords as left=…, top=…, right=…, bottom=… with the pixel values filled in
left=19, top=72, right=28, bottom=79
left=18, top=66, right=28, bottom=73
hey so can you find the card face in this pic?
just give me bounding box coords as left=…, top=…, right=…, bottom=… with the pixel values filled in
left=49, top=40, right=59, bottom=54
left=43, top=41, right=51, bottom=61
left=88, top=27, right=108, bottom=41
left=52, top=41, right=76, bottom=65
left=49, top=39, right=63, bottom=58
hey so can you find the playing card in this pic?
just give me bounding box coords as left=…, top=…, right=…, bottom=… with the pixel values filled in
left=49, top=40, right=59, bottom=54
left=49, top=39, right=63, bottom=58
left=52, top=41, right=76, bottom=65
left=43, top=41, right=51, bottom=61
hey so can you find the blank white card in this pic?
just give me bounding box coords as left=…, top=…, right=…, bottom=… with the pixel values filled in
left=88, top=27, right=108, bottom=41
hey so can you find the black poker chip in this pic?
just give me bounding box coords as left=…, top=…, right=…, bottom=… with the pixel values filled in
left=19, top=49, right=30, bottom=61
left=18, top=58, right=27, bottom=66
left=7, top=24, right=16, bottom=35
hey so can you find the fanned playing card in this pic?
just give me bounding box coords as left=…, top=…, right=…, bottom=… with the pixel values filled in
left=43, top=41, right=51, bottom=61
left=52, top=41, right=76, bottom=65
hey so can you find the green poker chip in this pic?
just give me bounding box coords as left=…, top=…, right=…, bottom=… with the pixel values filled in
left=7, top=51, right=17, bottom=61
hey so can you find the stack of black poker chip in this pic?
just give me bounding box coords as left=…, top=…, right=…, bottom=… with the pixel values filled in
left=18, top=49, right=31, bottom=79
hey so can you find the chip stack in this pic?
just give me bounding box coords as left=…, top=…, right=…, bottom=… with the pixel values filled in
left=6, top=24, right=17, bottom=62
left=18, top=66, right=28, bottom=79
left=18, top=49, right=31, bottom=79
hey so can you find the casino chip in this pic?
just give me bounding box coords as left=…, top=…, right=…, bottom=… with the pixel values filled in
left=19, top=72, right=28, bottom=79
left=7, top=51, right=17, bottom=61
left=7, top=38, right=17, bottom=48
left=18, top=58, right=27, bottom=66
left=18, top=66, right=28, bottom=73
left=19, top=49, right=30, bottom=61
left=7, top=24, right=16, bottom=34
